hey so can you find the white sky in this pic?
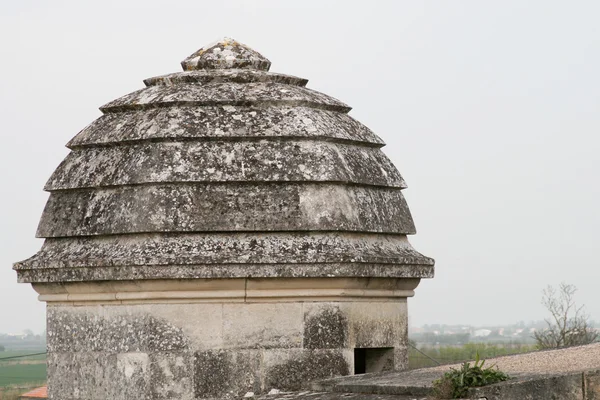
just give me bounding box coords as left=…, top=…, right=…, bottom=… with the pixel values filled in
left=1, top=1, right=599, bottom=333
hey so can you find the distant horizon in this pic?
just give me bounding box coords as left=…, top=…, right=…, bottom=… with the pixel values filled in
left=3, top=317, right=599, bottom=337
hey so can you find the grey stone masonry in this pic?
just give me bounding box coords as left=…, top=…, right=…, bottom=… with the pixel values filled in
left=14, top=37, right=434, bottom=399
left=14, top=37, right=433, bottom=283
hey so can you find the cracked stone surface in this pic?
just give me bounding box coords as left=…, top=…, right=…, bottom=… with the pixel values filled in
left=144, top=69, right=308, bottom=87
left=68, top=107, right=384, bottom=148
left=100, top=83, right=351, bottom=113
left=15, top=36, right=434, bottom=286
left=46, top=141, right=405, bottom=190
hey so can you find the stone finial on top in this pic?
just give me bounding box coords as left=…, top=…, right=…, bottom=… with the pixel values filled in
left=181, top=37, right=271, bottom=71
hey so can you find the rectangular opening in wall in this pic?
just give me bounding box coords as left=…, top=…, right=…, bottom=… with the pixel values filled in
left=354, top=347, right=394, bottom=374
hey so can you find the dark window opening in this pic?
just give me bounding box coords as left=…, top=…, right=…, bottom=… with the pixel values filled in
left=354, top=347, right=394, bottom=374
left=354, top=348, right=367, bottom=374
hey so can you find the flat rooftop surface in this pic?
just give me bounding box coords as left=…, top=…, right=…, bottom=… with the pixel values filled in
left=315, top=342, right=600, bottom=394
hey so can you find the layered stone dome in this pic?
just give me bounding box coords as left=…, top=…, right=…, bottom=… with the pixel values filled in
left=14, top=38, right=434, bottom=283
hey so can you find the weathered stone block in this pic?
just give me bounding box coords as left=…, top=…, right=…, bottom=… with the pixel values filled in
left=585, top=369, right=600, bottom=399
left=149, top=352, right=194, bottom=400
left=47, top=306, right=192, bottom=354
left=194, top=349, right=261, bottom=399
left=47, top=352, right=119, bottom=400
left=46, top=141, right=404, bottom=190
left=102, top=313, right=152, bottom=353
left=470, top=372, right=584, bottom=400
left=114, top=353, right=150, bottom=399
left=150, top=303, right=224, bottom=350
left=67, top=106, right=383, bottom=148
left=263, top=349, right=352, bottom=391
left=303, top=304, right=349, bottom=349
left=346, top=301, right=407, bottom=349
left=37, top=184, right=416, bottom=238
left=146, top=316, right=190, bottom=352
left=223, top=303, right=303, bottom=349
left=392, top=346, right=409, bottom=372
left=100, top=82, right=351, bottom=113
left=20, top=235, right=433, bottom=283
left=47, top=306, right=104, bottom=352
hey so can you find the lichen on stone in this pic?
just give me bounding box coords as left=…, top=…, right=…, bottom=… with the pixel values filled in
left=15, top=37, right=434, bottom=284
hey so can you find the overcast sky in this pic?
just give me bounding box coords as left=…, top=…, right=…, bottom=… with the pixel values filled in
left=1, top=1, right=599, bottom=334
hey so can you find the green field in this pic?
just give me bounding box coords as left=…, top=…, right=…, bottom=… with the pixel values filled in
left=0, top=349, right=46, bottom=399
left=409, top=342, right=537, bottom=369
left=0, top=363, right=46, bottom=387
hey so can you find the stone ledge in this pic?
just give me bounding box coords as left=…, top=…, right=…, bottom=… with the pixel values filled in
left=309, top=343, right=600, bottom=399
left=253, top=391, right=427, bottom=400
left=260, top=370, right=600, bottom=399
left=32, top=277, right=420, bottom=305
left=469, top=371, right=590, bottom=399
left=16, top=259, right=434, bottom=284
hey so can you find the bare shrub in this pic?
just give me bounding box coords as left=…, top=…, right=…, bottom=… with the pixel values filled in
left=534, top=283, right=599, bottom=349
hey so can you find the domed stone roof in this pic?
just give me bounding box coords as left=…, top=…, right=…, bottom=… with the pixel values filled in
left=14, top=38, right=434, bottom=283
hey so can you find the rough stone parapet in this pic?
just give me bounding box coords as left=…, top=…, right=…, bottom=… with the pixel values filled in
left=313, top=343, right=600, bottom=399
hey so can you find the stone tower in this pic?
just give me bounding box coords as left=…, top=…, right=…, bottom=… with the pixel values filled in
left=14, top=38, right=434, bottom=399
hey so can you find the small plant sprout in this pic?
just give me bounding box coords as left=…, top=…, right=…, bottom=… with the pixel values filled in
left=432, top=352, right=510, bottom=399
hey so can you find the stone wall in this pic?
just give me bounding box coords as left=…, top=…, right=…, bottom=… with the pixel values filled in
left=46, top=297, right=408, bottom=399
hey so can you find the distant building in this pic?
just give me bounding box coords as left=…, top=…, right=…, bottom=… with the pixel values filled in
left=474, top=329, right=492, bottom=337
